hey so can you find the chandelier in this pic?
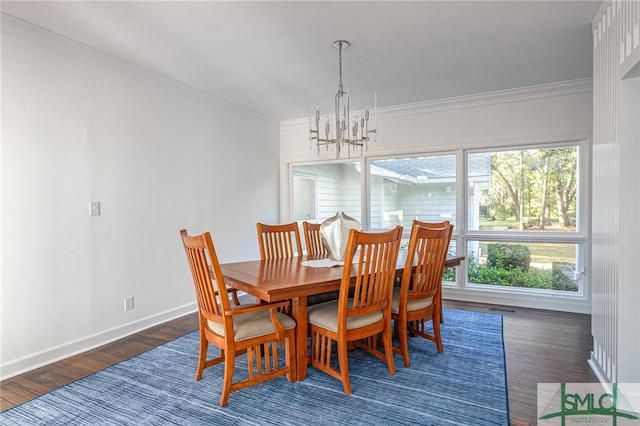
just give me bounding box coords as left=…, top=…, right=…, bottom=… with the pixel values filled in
left=309, top=40, right=377, bottom=159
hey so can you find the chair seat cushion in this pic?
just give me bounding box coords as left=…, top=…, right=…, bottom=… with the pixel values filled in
left=391, top=288, right=433, bottom=314
left=307, top=299, right=383, bottom=332
left=208, top=307, right=296, bottom=342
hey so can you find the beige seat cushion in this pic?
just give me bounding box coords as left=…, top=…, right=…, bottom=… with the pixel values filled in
left=391, top=287, right=433, bottom=314
left=307, top=299, right=383, bottom=332
left=207, top=307, right=296, bottom=342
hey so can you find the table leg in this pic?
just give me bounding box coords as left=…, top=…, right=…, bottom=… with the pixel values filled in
left=291, top=296, right=308, bottom=381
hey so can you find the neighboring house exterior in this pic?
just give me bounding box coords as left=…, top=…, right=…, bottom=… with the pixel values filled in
left=292, top=154, right=491, bottom=237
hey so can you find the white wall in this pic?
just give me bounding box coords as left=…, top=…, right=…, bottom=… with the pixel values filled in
left=0, top=16, right=280, bottom=379
left=280, top=79, right=593, bottom=313
left=590, top=0, right=640, bottom=384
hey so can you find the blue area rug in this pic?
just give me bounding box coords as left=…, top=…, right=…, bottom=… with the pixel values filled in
left=1, top=308, right=509, bottom=425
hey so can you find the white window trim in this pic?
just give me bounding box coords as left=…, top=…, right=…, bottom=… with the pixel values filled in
left=286, top=136, right=591, bottom=314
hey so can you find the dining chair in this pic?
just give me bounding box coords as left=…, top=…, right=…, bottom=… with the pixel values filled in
left=392, top=221, right=452, bottom=367
left=256, top=222, right=303, bottom=313
left=413, top=219, right=450, bottom=228
left=179, top=229, right=296, bottom=407
left=302, top=221, right=327, bottom=256
left=256, top=222, right=303, bottom=260
left=303, top=221, right=343, bottom=306
left=307, top=226, right=403, bottom=394
left=411, top=219, right=454, bottom=323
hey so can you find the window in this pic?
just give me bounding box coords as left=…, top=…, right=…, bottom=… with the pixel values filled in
left=467, top=147, right=579, bottom=232
left=291, top=162, right=362, bottom=224
left=466, top=241, right=581, bottom=292
left=369, top=155, right=456, bottom=231
left=369, top=155, right=458, bottom=282
left=466, top=145, right=585, bottom=294
left=289, top=142, right=587, bottom=297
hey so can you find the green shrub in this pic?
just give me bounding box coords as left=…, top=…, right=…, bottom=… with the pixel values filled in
left=443, top=267, right=455, bottom=282
left=552, top=263, right=579, bottom=292
left=487, top=243, right=531, bottom=272
left=467, top=251, right=578, bottom=291
left=468, top=264, right=551, bottom=289
left=467, top=251, right=552, bottom=290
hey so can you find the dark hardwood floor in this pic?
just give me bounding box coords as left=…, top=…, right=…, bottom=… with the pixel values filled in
left=445, top=301, right=597, bottom=425
left=1, top=301, right=597, bottom=425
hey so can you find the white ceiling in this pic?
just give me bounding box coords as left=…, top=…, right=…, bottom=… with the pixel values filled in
left=2, top=1, right=602, bottom=121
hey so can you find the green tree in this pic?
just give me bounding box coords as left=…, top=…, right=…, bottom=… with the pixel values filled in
left=549, top=148, right=577, bottom=227
left=481, top=147, right=577, bottom=230
left=490, top=152, right=524, bottom=222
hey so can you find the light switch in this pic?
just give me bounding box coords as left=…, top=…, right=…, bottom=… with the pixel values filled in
left=90, top=202, right=101, bottom=216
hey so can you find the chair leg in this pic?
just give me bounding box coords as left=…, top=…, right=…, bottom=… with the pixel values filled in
left=433, top=308, right=444, bottom=353
left=219, top=347, right=235, bottom=407
left=285, top=331, right=296, bottom=382
left=337, top=339, right=352, bottom=395
left=381, top=326, right=397, bottom=375
left=196, top=329, right=208, bottom=380
left=230, top=288, right=241, bottom=306
left=398, top=319, right=411, bottom=367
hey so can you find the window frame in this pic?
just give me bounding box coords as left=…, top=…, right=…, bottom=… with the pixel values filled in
left=287, top=138, right=591, bottom=307
left=289, top=159, right=364, bottom=225
left=461, top=141, right=589, bottom=298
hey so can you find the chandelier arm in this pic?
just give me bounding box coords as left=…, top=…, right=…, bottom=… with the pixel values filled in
left=335, top=92, right=340, bottom=142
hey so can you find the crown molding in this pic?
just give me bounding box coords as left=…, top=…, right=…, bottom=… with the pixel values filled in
left=281, top=78, right=593, bottom=130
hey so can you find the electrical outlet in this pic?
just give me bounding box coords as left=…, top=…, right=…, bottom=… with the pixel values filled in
left=124, top=296, right=134, bottom=311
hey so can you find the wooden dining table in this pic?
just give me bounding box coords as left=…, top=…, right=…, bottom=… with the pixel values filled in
left=220, top=252, right=465, bottom=381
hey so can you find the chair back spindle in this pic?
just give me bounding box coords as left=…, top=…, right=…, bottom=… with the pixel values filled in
left=303, top=221, right=327, bottom=257
left=256, top=222, right=303, bottom=260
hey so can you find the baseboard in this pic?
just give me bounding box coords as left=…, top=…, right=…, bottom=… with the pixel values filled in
left=443, top=287, right=591, bottom=314
left=587, top=352, right=611, bottom=387
left=0, top=303, right=198, bottom=381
